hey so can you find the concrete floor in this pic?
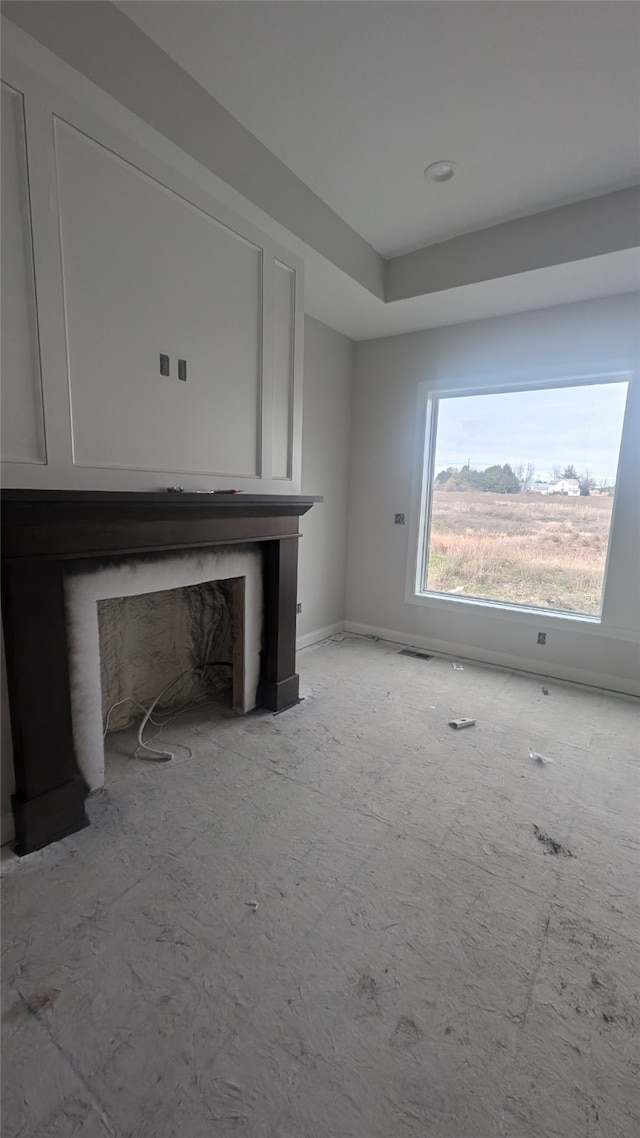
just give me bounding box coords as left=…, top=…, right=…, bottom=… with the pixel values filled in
left=2, top=636, right=639, bottom=1138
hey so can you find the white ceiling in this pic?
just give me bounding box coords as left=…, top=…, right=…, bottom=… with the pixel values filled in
left=4, top=1, right=639, bottom=338
left=118, top=0, right=640, bottom=258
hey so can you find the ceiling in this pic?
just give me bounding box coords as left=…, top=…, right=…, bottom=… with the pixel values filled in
left=4, top=1, right=640, bottom=338
left=118, top=0, right=640, bottom=258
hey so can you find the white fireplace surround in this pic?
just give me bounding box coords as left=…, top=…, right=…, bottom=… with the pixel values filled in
left=64, top=546, right=262, bottom=790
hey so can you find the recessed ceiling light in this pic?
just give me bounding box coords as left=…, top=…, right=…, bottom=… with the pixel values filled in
left=424, top=161, right=458, bottom=183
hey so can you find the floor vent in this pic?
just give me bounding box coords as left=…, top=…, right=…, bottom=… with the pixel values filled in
left=399, top=649, right=433, bottom=660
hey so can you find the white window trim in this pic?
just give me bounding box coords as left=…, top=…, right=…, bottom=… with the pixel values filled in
left=404, top=366, right=632, bottom=629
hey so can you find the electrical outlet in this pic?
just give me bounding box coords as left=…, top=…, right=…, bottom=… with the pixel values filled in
left=537, top=632, right=547, bottom=645
left=159, top=353, right=170, bottom=376
left=296, top=602, right=302, bottom=614
left=178, top=359, right=187, bottom=382
left=394, top=513, right=405, bottom=525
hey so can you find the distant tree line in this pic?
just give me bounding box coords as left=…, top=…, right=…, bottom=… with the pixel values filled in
left=435, top=462, right=521, bottom=493
left=435, top=462, right=607, bottom=495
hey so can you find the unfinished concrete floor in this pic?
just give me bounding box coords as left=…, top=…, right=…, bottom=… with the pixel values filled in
left=2, top=636, right=639, bottom=1138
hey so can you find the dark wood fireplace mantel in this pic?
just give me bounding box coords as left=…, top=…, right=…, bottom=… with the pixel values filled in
left=1, top=489, right=320, bottom=854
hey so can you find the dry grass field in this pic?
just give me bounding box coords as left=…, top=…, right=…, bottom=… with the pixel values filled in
left=427, top=491, right=614, bottom=614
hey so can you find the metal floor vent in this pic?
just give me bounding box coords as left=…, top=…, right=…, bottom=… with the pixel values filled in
left=399, top=649, right=433, bottom=660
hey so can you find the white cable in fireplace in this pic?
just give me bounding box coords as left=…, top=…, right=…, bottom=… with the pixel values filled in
left=103, top=698, right=165, bottom=736
left=135, top=666, right=199, bottom=761
left=103, top=660, right=233, bottom=763
left=135, top=658, right=234, bottom=760
left=103, top=695, right=176, bottom=760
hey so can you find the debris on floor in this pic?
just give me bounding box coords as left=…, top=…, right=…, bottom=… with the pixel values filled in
left=541, top=687, right=549, bottom=695
left=532, top=824, right=574, bottom=857
left=244, top=900, right=259, bottom=911
left=529, top=747, right=553, bottom=764
left=449, top=718, right=476, bottom=730
left=452, top=662, right=464, bottom=671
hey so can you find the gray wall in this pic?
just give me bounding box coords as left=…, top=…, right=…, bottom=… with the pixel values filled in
left=298, top=317, right=354, bottom=645
left=345, top=293, right=640, bottom=694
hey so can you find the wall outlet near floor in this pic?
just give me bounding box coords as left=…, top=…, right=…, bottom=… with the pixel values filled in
left=296, top=602, right=302, bottom=614
left=537, top=632, right=547, bottom=645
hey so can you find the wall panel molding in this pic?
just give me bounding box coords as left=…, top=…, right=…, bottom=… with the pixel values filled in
left=0, top=53, right=304, bottom=494
left=272, top=260, right=295, bottom=480
left=0, top=80, right=46, bottom=464
left=54, top=117, right=263, bottom=478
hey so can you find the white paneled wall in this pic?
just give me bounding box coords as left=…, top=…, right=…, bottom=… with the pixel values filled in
left=56, top=121, right=262, bottom=478
left=0, top=56, right=303, bottom=492
left=0, top=81, right=45, bottom=464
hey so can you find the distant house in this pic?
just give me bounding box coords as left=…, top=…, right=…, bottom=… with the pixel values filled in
left=529, top=478, right=580, bottom=496
left=551, top=478, right=580, bottom=496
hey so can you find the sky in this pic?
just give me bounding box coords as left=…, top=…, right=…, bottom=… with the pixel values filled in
left=433, top=381, right=629, bottom=484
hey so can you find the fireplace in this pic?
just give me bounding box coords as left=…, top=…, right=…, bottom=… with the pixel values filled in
left=1, top=490, right=319, bottom=854
left=67, top=545, right=263, bottom=789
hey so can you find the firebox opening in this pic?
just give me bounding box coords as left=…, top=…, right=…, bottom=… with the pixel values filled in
left=98, top=578, right=243, bottom=761
left=65, top=546, right=262, bottom=790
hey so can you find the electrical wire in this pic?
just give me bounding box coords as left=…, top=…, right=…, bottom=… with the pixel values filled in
left=135, top=667, right=194, bottom=761
left=102, top=581, right=234, bottom=763
left=103, top=697, right=164, bottom=738
left=103, top=662, right=233, bottom=762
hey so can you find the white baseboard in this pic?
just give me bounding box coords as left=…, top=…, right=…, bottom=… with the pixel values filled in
left=344, top=621, right=639, bottom=698
left=297, top=621, right=345, bottom=651
left=1, top=811, right=15, bottom=847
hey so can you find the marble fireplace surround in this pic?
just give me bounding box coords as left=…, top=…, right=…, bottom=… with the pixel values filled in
left=1, top=490, right=318, bottom=855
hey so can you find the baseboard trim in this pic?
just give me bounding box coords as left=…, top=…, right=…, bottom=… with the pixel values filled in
left=344, top=621, right=639, bottom=698
left=297, top=621, right=345, bottom=651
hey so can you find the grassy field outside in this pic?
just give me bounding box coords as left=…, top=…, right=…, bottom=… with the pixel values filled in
left=426, top=491, right=614, bottom=615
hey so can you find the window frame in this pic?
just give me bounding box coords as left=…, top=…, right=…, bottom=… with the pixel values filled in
left=405, top=368, right=632, bottom=627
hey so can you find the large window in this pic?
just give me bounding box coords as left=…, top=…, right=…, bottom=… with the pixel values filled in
left=417, top=378, right=629, bottom=617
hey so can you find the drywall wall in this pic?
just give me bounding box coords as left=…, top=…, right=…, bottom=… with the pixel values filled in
left=345, top=294, right=640, bottom=694
left=0, top=81, right=45, bottom=464
left=297, top=317, right=354, bottom=647
left=1, top=55, right=303, bottom=494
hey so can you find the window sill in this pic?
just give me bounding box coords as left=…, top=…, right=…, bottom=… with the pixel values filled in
left=411, top=588, right=603, bottom=626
